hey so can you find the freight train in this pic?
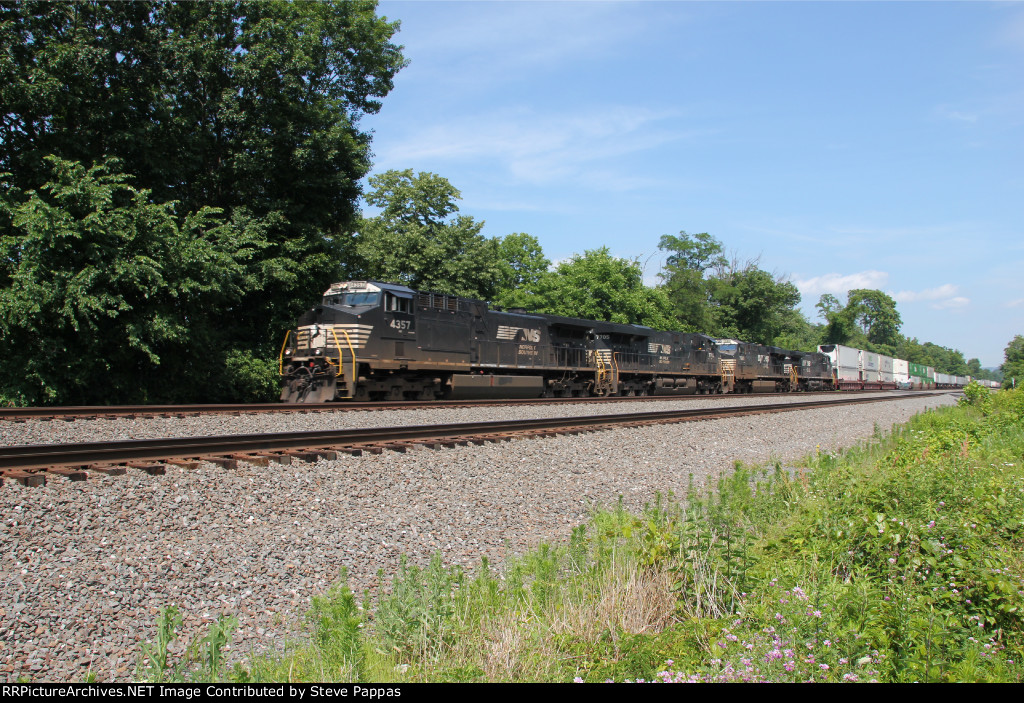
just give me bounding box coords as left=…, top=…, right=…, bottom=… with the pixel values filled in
left=278, top=280, right=970, bottom=403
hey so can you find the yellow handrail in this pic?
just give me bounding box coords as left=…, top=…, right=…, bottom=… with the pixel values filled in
left=328, top=327, right=357, bottom=382
left=278, top=330, right=291, bottom=376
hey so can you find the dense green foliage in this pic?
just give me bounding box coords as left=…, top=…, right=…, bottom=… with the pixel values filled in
left=658, top=231, right=805, bottom=343
left=0, top=157, right=260, bottom=404
left=143, top=390, right=1024, bottom=683
left=709, top=267, right=802, bottom=344
left=1001, top=335, right=1024, bottom=389
left=352, top=170, right=502, bottom=300
left=819, top=289, right=902, bottom=348
left=522, top=247, right=678, bottom=329
left=657, top=231, right=725, bottom=333
left=0, top=0, right=404, bottom=403
left=491, top=232, right=551, bottom=310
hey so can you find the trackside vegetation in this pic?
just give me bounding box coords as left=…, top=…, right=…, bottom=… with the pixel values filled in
left=136, top=386, right=1024, bottom=683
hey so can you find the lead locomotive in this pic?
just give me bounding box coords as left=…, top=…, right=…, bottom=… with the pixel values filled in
left=278, top=281, right=836, bottom=402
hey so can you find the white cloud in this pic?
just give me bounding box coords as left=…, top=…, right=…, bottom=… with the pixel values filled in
left=933, top=297, right=970, bottom=310
left=892, top=284, right=960, bottom=303
left=391, top=2, right=685, bottom=87
left=1005, top=298, right=1024, bottom=308
left=891, top=284, right=969, bottom=310
left=374, top=106, right=705, bottom=191
left=792, top=271, right=890, bottom=298
left=934, top=105, right=980, bottom=123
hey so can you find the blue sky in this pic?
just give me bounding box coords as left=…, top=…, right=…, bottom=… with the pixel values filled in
left=363, top=1, right=1024, bottom=367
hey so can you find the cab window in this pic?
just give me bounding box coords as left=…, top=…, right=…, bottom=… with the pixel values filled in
left=385, top=293, right=411, bottom=314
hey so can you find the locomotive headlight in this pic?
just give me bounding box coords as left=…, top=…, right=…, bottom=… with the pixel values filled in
left=315, top=349, right=323, bottom=356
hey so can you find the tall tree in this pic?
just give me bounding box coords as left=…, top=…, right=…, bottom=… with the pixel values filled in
left=657, top=231, right=725, bottom=332
left=0, top=158, right=257, bottom=404
left=816, top=293, right=857, bottom=345
left=493, top=232, right=552, bottom=309
left=1001, top=335, right=1024, bottom=388
left=709, top=268, right=802, bottom=344
left=0, top=1, right=405, bottom=402
left=532, top=247, right=677, bottom=329
left=845, top=289, right=902, bottom=346
left=353, top=170, right=503, bottom=299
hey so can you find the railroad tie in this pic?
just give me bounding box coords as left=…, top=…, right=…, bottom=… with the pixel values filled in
left=126, top=462, right=167, bottom=475
left=230, top=453, right=293, bottom=467
left=45, top=467, right=89, bottom=481
left=3, top=471, right=46, bottom=487
left=86, top=464, right=128, bottom=476
left=201, top=456, right=238, bottom=470
left=165, top=459, right=201, bottom=470
left=283, top=449, right=337, bottom=463
left=328, top=446, right=364, bottom=457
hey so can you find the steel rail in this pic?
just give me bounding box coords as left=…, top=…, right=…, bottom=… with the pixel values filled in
left=0, top=389, right=905, bottom=421
left=0, top=392, right=950, bottom=473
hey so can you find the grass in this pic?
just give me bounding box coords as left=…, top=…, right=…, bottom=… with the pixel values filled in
left=138, top=383, right=1024, bottom=683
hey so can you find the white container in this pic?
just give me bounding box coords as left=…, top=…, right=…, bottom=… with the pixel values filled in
left=818, top=344, right=862, bottom=371
left=836, top=366, right=861, bottom=383
left=894, top=358, right=910, bottom=384
left=862, top=352, right=880, bottom=373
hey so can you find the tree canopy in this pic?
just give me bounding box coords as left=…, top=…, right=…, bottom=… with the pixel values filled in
left=492, top=233, right=552, bottom=310
left=1002, top=335, right=1024, bottom=388
left=532, top=248, right=677, bottom=329
left=0, top=0, right=405, bottom=404
left=657, top=231, right=725, bottom=332
left=353, top=170, right=503, bottom=300
left=0, top=157, right=259, bottom=404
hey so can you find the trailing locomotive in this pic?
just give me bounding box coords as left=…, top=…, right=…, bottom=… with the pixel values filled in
left=278, top=280, right=837, bottom=402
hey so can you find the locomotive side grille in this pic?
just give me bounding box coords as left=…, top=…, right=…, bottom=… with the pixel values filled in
left=720, top=359, right=736, bottom=372
left=417, top=293, right=465, bottom=312
left=297, top=323, right=374, bottom=350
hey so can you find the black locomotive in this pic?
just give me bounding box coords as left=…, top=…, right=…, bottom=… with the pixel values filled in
left=278, top=280, right=837, bottom=402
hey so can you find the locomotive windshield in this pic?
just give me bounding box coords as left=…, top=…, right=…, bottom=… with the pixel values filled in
left=323, top=292, right=381, bottom=307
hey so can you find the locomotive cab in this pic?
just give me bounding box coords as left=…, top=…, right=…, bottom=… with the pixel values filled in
left=280, top=281, right=418, bottom=402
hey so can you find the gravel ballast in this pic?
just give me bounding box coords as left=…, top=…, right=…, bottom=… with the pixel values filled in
left=1, top=391, right=918, bottom=446
left=0, top=392, right=957, bottom=682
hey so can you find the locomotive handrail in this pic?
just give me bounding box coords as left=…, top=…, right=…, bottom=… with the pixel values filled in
left=331, top=327, right=357, bottom=380
left=324, top=327, right=357, bottom=400
left=278, top=330, right=292, bottom=376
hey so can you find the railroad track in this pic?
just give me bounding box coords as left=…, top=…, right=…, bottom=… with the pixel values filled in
left=0, top=392, right=952, bottom=487
left=0, top=389, right=908, bottom=421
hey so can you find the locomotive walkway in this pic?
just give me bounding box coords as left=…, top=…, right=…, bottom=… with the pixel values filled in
left=0, top=392, right=951, bottom=486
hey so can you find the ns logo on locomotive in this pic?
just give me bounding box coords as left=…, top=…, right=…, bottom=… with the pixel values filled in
left=277, top=280, right=859, bottom=403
